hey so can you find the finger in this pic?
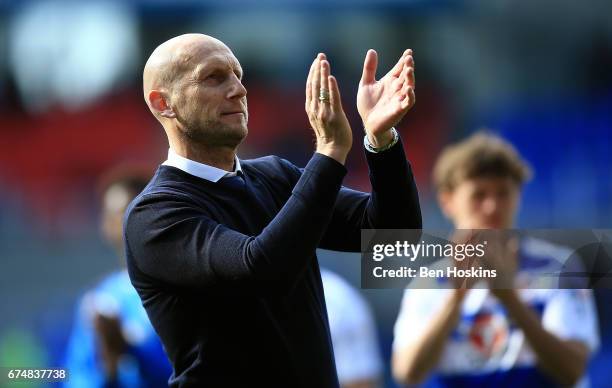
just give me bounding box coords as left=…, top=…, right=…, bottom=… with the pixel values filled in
left=321, top=59, right=330, bottom=86
left=360, top=49, right=378, bottom=85
left=395, top=65, right=411, bottom=91
left=406, top=54, right=415, bottom=70
left=390, top=49, right=412, bottom=78
left=389, top=53, right=406, bottom=78
left=399, top=89, right=411, bottom=111
left=400, top=54, right=415, bottom=88
left=306, top=57, right=317, bottom=109
left=398, top=84, right=408, bottom=101
left=310, top=53, right=325, bottom=106
left=398, top=63, right=411, bottom=82
left=310, top=56, right=322, bottom=111
left=407, top=66, right=415, bottom=90
left=400, top=87, right=415, bottom=110
left=319, top=60, right=331, bottom=111
left=328, top=75, right=342, bottom=112
left=408, top=87, right=416, bottom=108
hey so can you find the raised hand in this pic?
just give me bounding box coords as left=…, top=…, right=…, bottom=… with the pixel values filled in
left=486, top=233, right=519, bottom=295
left=305, top=53, right=353, bottom=165
left=94, top=313, right=127, bottom=379
left=357, top=49, right=416, bottom=148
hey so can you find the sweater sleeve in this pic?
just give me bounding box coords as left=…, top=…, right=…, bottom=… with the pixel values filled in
left=124, top=153, right=346, bottom=289
left=318, top=137, right=422, bottom=252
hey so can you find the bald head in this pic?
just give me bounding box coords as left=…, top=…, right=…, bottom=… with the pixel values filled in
left=142, top=33, right=248, bottom=153
left=143, top=33, right=229, bottom=110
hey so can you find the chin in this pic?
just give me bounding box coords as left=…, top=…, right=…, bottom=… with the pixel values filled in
left=230, top=124, right=248, bottom=141
left=220, top=117, right=247, bottom=134
left=480, top=222, right=507, bottom=229
left=223, top=125, right=248, bottom=148
left=194, top=119, right=248, bottom=147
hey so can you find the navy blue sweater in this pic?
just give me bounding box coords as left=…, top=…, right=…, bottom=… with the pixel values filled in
left=124, top=139, right=421, bottom=387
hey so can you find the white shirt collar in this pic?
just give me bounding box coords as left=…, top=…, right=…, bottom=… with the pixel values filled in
left=162, top=148, right=242, bottom=183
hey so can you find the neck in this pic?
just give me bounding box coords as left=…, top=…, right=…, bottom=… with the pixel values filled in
left=170, top=140, right=236, bottom=172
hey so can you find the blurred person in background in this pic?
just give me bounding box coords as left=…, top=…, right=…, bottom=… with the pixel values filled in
left=125, top=33, right=420, bottom=387
left=64, top=167, right=171, bottom=388
left=392, top=132, right=599, bottom=387
left=322, top=268, right=383, bottom=388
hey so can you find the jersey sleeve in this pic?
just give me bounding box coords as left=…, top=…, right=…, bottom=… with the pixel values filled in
left=322, top=270, right=382, bottom=384
left=392, top=288, right=451, bottom=351
left=541, top=289, right=600, bottom=352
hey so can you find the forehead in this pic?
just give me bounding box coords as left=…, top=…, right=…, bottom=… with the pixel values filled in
left=189, top=44, right=242, bottom=75
left=458, top=176, right=518, bottom=192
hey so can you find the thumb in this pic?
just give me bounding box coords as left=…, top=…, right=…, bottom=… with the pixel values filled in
left=361, top=49, right=378, bottom=85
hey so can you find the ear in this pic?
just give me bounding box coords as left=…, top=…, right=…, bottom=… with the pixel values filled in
left=148, top=90, right=176, bottom=118
left=438, top=189, right=455, bottom=220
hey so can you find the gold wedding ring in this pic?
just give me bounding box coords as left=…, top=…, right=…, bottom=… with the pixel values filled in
left=318, top=88, right=330, bottom=102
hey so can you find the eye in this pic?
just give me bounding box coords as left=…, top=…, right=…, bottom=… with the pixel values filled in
left=496, top=188, right=510, bottom=200
left=472, top=190, right=486, bottom=201
left=203, top=72, right=225, bottom=83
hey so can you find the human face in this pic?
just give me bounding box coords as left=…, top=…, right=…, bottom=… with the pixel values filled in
left=440, top=177, right=521, bottom=229
left=172, top=43, right=248, bottom=147
left=101, top=184, right=134, bottom=257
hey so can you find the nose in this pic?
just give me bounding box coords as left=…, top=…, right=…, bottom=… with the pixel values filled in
left=228, top=74, right=247, bottom=100
left=482, top=196, right=499, bottom=216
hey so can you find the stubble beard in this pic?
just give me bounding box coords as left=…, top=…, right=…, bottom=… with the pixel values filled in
left=175, top=97, right=249, bottom=148
left=180, top=112, right=248, bottom=149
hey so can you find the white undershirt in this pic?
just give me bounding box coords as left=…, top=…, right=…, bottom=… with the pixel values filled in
left=162, top=148, right=242, bottom=182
